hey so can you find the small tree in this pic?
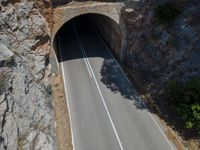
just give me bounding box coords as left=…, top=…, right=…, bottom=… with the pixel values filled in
left=168, top=79, right=200, bottom=136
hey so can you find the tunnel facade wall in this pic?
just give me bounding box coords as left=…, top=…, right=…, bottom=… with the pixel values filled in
left=89, top=15, right=122, bottom=59
left=52, top=2, right=123, bottom=39
left=52, top=2, right=126, bottom=63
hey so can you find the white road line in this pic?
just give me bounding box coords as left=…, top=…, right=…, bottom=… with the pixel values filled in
left=89, top=21, right=176, bottom=150
left=83, top=56, right=93, bottom=77
left=149, top=114, right=176, bottom=150
left=72, top=25, right=93, bottom=78
left=61, top=63, right=76, bottom=150
left=73, top=26, right=125, bottom=150
left=57, top=34, right=76, bottom=150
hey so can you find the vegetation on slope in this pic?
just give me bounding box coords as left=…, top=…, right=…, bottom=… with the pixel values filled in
left=168, top=79, right=200, bottom=136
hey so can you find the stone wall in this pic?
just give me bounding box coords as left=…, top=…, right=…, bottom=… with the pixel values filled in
left=0, top=0, right=55, bottom=149
left=52, top=0, right=126, bottom=7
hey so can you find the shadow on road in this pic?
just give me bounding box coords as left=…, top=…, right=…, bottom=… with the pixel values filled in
left=55, top=14, right=147, bottom=111
left=100, top=58, right=146, bottom=110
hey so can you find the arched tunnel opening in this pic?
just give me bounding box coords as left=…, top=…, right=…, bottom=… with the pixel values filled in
left=53, top=13, right=133, bottom=99
left=53, top=13, right=122, bottom=62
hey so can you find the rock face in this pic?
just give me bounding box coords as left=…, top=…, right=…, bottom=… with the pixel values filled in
left=0, top=0, right=55, bottom=150
left=0, top=43, right=14, bottom=66
left=123, top=0, right=200, bottom=96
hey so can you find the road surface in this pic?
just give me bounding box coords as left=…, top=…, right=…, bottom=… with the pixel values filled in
left=58, top=17, right=175, bottom=150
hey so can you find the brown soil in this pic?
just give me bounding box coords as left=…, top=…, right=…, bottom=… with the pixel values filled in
left=52, top=74, right=72, bottom=150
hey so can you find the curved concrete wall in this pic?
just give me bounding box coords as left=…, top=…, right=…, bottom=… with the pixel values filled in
left=52, top=2, right=127, bottom=63
left=52, top=2, right=123, bottom=38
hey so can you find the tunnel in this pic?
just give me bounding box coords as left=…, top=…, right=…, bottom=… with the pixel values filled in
left=53, top=13, right=122, bottom=62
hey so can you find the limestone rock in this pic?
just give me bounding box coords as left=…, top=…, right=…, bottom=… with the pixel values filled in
left=0, top=44, right=13, bottom=61
left=21, top=131, right=54, bottom=150
left=0, top=44, right=14, bottom=66
left=124, top=0, right=200, bottom=91
left=0, top=0, right=55, bottom=149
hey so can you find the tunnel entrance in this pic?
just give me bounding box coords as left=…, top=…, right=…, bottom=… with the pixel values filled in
left=53, top=13, right=122, bottom=62
left=53, top=12, right=135, bottom=104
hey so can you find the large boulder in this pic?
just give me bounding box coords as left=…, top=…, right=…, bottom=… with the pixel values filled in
left=0, top=44, right=14, bottom=66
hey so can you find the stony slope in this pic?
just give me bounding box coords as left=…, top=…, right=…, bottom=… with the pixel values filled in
left=0, top=0, right=55, bottom=149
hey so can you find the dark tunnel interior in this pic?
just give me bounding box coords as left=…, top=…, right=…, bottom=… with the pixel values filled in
left=53, top=13, right=145, bottom=108
left=53, top=13, right=122, bottom=62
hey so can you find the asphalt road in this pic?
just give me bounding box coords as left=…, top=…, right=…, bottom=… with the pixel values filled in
left=58, top=17, right=175, bottom=150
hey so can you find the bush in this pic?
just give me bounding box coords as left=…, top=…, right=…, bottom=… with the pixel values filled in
left=155, top=2, right=181, bottom=25
left=168, top=79, right=200, bottom=135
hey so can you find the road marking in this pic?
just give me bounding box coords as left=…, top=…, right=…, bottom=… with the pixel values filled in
left=61, top=63, right=76, bottom=150
left=89, top=21, right=176, bottom=150
left=72, top=24, right=93, bottom=78
left=73, top=25, right=125, bottom=150
left=149, top=114, right=176, bottom=150
left=57, top=34, right=76, bottom=150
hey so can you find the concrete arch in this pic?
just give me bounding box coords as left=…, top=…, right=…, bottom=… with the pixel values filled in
left=52, top=2, right=123, bottom=40
left=51, top=2, right=127, bottom=63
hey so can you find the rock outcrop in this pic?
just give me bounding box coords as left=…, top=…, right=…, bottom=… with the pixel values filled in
left=0, top=0, right=55, bottom=149
left=123, top=0, right=200, bottom=96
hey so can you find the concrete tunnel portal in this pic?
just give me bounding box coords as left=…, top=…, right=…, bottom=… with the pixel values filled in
left=53, top=13, right=125, bottom=63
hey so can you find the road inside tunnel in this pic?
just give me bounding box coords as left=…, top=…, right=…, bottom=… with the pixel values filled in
left=54, top=14, right=176, bottom=150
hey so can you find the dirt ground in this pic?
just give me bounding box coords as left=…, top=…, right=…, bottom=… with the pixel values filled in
left=52, top=74, right=72, bottom=150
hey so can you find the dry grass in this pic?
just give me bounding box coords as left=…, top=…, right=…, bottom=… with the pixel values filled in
left=52, top=74, right=72, bottom=150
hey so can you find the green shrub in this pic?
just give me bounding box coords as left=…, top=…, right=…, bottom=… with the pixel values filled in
left=167, top=80, right=184, bottom=104
left=155, top=2, right=181, bottom=25
left=168, top=79, right=200, bottom=136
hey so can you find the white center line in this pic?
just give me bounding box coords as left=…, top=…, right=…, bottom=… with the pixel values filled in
left=89, top=21, right=176, bottom=150
left=72, top=25, right=93, bottom=78
left=73, top=25, right=125, bottom=150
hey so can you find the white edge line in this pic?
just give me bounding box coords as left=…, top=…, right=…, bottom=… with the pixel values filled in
left=61, top=63, right=76, bottom=150
left=89, top=21, right=176, bottom=150
left=57, top=34, right=75, bottom=150
left=73, top=26, right=124, bottom=150
left=149, top=114, right=176, bottom=150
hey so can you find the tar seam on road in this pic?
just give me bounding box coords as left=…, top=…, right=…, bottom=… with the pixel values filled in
left=89, top=21, right=176, bottom=150
left=57, top=34, right=76, bottom=150
left=73, top=24, right=125, bottom=150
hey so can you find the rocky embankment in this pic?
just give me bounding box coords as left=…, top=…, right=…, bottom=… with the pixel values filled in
left=0, top=0, right=55, bottom=149
left=123, top=0, right=200, bottom=102
left=122, top=0, right=200, bottom=147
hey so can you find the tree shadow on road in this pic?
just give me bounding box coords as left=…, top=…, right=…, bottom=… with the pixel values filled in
left=100, top=57, right=147, bottom=110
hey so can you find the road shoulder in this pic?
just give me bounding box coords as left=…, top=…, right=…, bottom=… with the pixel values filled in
left=52, top=74, right=72, bottom=150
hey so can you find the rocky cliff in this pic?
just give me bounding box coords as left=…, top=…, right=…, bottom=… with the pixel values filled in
left=123, top=0, right=200, bottom=103
left=0, top=0, right=55, bottom=149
